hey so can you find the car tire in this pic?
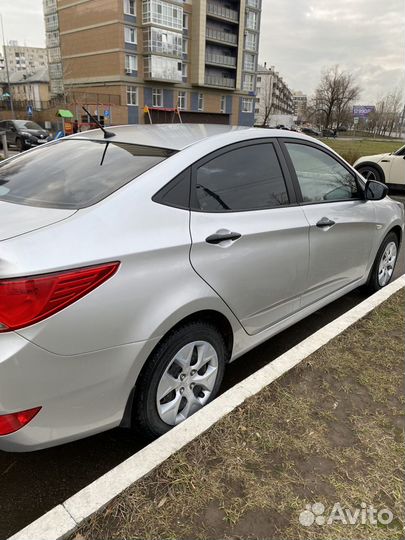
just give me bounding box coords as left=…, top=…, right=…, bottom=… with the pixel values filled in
left=357, top=164, right=383, bottom=183
left=366, top=232, right=399, bottom=293
left=133, top=321, right=227, bottom=438
left=15, top=137, right=25, bottom=152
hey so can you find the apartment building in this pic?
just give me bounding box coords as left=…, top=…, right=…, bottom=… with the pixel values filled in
left=43, top=0, right=64, bottom=96
left=46, top=0, right=261, bottom=125
left=254, top=63, right=293, bottom=126
left=292, top=90, right=307, bottom=121
left=0, top=42, right=48, bottom=76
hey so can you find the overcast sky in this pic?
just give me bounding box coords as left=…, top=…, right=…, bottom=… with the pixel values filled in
left=1, top=0, right=404, bottom=103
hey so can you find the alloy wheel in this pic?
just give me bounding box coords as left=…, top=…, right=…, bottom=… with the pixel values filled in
left=378, top=241, right=397, bottom=287
left=156, top=341, right=219, bottom=426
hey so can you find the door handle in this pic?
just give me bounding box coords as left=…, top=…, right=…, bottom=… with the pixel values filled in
left=316, top=217, right=336, bottom=228
left=205, top=231, right=241, bottom=244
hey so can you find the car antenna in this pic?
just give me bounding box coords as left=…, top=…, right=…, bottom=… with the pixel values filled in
left=81, top=106, right=115, bottom=139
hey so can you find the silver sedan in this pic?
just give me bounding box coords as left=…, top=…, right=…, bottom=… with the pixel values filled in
left=0, top=124, right=403, bottom=451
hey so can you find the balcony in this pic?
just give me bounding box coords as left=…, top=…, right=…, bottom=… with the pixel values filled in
left=205, top=52, right=237, bottom=68
left=205, top=75, right=236, bottom=88
left=206, top=27, right=238, bottom=46
left=207, top=2, right=239, bottom=23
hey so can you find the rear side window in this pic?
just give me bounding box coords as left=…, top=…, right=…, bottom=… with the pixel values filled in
left=194, top=143, right=289, bottom=212
left=0, top=139, right=174, bottom=209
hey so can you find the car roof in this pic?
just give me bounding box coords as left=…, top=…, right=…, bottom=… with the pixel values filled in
left=69, top=123, right=310, bottom=151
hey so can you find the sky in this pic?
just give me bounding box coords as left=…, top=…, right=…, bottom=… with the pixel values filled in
left=0, top=0, right=404, bottom=103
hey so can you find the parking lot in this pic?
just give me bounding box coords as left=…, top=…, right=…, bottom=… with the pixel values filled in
left=1, top=223, right=403, bottom=538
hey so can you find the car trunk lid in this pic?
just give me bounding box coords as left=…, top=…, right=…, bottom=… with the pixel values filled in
left=0, top=201, right=76, bottom=241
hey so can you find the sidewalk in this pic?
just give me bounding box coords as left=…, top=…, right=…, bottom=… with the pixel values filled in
left=73, top=290, right=404, bottom=540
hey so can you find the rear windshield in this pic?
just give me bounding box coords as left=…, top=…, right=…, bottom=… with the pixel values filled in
left=14, top=120, right=43, bottom=130
left=0, top=139, right=174, bottom=209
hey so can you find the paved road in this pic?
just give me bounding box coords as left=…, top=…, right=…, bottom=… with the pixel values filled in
left=0, top=196, right=404, bottom=539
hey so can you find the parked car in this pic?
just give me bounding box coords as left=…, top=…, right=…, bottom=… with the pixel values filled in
left=0, top=119, right=51, bottom=152
left=301, top=127, right=320, bottom=137
left=322, top=128, right=335, bottom=137
left=354, top=144, right=405, bottom=191
left=0, top=124, right=403, bottom=451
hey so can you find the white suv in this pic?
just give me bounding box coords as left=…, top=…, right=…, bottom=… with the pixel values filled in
left=354, top=144, right=405, bottom=190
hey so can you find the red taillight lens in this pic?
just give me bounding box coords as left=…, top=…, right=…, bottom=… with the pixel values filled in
left=0, top=407, right=41, bottom=436
left=0, top=262, right=119, bottom=332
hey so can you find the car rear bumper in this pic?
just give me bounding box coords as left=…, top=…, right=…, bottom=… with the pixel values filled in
left=0, top=332, right=159, bottom=452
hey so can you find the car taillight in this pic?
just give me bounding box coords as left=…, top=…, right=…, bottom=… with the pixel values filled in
left=0, top=407, right=41, bottom=436
left=0, top=262, right=119, bottom=332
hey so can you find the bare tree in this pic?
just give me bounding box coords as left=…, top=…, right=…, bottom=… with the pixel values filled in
left=367, top=88, right=404, bottom=137
left=259, top=73, right=274, bottom=127
left=312, top=65, right=361, bottom=129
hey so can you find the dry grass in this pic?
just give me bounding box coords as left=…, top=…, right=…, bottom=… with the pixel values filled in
left=73, top=290, right=405, bottom=540
left=320, top=139, right=403, bottom=165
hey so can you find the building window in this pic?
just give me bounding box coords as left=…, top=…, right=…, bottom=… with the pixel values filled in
left=177, top=90, right=186, bottom=110
left=124, top=0, right=136, bottom=15
left=127, top=85, right=138, bottom=105
left=244, top=52, right=255, bottom=71
left=247, top=0, right=259, bottom=7
left=246, top=10, right=258, bottom=30
left=182, top=38, right=188, bottom=54
left=181, top=62, right=188, bottom=79
left=144, top=55, right=182, bottom=81
left=183, top=13, right=189, bottom=29
left=241, top=98, right=254, bottom=113
left=125, top=54, right=137, bottom=72
left=125, top=26, right=137, bottom=44
left=198, top=93, right=204, bottom=111
left=242, top=73, right=255, bottom=91
left=220, top=95, right=226, bottom=113
left=144, top=27, right=182, bottom=56
left=143, top=0, right=183, bottom=30
left=152, top=88, right=163, bottom=107
left=245, top=31, right=257, bottom=51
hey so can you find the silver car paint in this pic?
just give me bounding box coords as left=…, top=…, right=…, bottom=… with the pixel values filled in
left=0, top=125, right=403, bottom=451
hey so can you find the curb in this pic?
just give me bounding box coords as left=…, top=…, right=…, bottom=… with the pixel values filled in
left=9, top=275, right=405, bottom=540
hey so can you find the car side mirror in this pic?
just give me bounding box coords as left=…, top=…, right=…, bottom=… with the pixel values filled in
left=365, top=180, right=388, bottom=201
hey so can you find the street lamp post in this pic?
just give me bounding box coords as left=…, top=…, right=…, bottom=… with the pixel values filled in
left=0, top=13, right=14, bottom=115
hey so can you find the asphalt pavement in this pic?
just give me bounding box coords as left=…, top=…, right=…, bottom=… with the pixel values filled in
left=0, top=195, right=404, bottom=539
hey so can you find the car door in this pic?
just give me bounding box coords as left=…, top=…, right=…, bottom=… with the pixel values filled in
left=388, top=146, right=405, bottom=186
left=282, top=140, right=377, bottom=307
left=189, top=140, right=310, bottom=335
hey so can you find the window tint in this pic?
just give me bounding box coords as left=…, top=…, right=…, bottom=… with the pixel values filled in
left=153, top=169, right=190, bottom=209
left=13, top=120, right=43, bottom=130
left=286, top=143, right=360, bottom=203
left=194, top=143, right=289, bottom=212
left=0, top=139, right=174, bottom=209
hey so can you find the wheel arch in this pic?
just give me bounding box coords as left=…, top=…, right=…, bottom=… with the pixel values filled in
left=355, top=161, right=386, bottom=182
left=120, top=309, right=234, bottom=428
left=389, top=224, right=403, bottom=248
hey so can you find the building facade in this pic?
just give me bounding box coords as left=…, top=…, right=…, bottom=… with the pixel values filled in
left=43, top=0, right=64, bottom=96
left=0, top=68, right=50, bottom=110
left=0, top=42, right=48, bottom=76
left=45, top=0, right=261, bottom=125
left=254, top=63, right=293, bottom=126
left=292, top=90, right=307, bottom=122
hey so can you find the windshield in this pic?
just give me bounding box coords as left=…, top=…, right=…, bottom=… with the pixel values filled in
left=0, top=139, right=174, bottom=209
left=14, top=120, right=44, bottom=130
left=394, top=145, right=405, bottom=156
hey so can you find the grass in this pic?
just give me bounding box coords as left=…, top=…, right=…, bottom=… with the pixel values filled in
left=320, top=139, right=404, bottom=165
left=73, top=290, right=405, bottom=540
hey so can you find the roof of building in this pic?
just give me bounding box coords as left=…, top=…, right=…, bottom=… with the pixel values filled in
left=71, top=123, right=308, bottom=151
left=0, top=67, right=49, bottom=85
